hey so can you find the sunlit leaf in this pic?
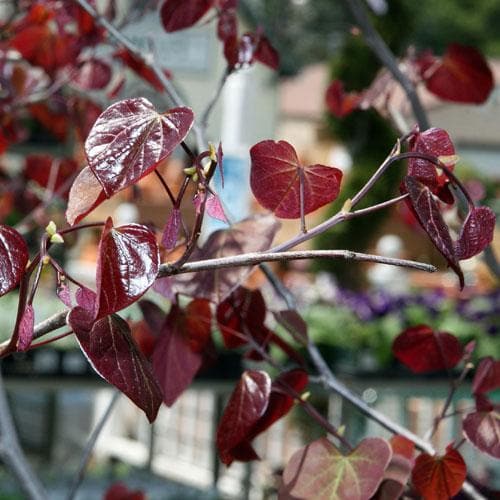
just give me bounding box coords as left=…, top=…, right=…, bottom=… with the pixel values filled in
left=281, top=437, right=392, bottom=500
left=455, top=206, right=496, bottom=260
left=69, top=310, right=162, bottom=422
left=463, top=405, right=500, bottom=459
left=411, top=447, right=466, bottom=500
left=0, top=225, right=29, bottom=297
left=216, top=370, right=271, bottom=465
left=85, top=98, right=194, bottom=197
left=250, top=140, right=342, bottom=218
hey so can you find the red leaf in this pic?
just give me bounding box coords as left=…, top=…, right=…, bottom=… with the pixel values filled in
left=131, top=321, right=157, bottom=358
left=273, top=309, right=308, bottom=344
left=392, top=325, right=463, bottom=373
left=24, top=155, right=77, bottom=197
left=281, top=437, right=392, bottom=500
left=69, top=311, right=162, bottom=422
left=66, top=166, right=106, bottom=225
left=254, top=35, right=280, bottom=71
left=423, top=44, right=494, bottom=104
left=161, top=208, right=182, bottom=250
left=326, top=80, right=361, bottom=118
left=404, top=176, right=464, bottom=288
left=472, top=356, right=500, bottom=395
left=455, top=206, right=496, bottom=260
left=250, top=140, right=342, bottom=218
left=216, top=287, right=267, bottom=349
left=85, top=98, right=194, bottom=198
left=0, top=224, right=29, bottom=297
left=95, top=218, right=159, bottom=319
left=72, top=58, right=112, bottom=90
left=70, top=97, right=103, bottom=143
left=168, top=214, right=280, bottom=302
left=29, top=102, right=69, bottom=142
left=216, top=370, right=271, bottom=465
left=17, top=304, right=34, bottom=352
left=463, top=405, right=500, bottom=459
left=160, top=0, right=215, bottom=32
left=408, top=128, right=456, bottom=193
left=411, top=447, right=467, bottom=500
left=114, top=49, right=171, bottom=92
left=389, top=435, right=415, bottom=461
left=217, top=9, right=237, bottom=41
left=104, top=482, right=146, bottom=500
left=152, top=300, right=212, bottom=406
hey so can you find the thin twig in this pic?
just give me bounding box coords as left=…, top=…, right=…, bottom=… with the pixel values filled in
left=0, top=367, right=48, bottom=500
left=200, top=67, right=231, bottom=128
left=66, top=390, right=121, bottom=500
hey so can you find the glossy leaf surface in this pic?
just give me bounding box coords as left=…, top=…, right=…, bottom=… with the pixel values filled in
left=423, top=44, right=494, bottom=104
left=404, top=176, right=464, bottom=288
left=69, top=311, right=162, bottom=422
left=216, top=370, right=271, bottom=465
left=281, top=437, right=392, bottom=500
left=472, top=356, right=500, bottom=395
left=463, top=405, right=500, bottom=459
left=411, top=447, right=466, bottom=500
left=160, top=0, right=214, bottom=32
left=0, top=225, right=29, bottom=297
left=85, top=98, right=194, bottom=197
left=250, top=140, right=342, bottom=218
left=392, top=325, right=463, bottom=373
left=455, top=206, right=495, bottom=260
left=95, top=218, right=159, bottom=319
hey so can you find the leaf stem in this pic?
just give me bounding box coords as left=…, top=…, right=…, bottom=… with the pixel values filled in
left=154, top=169, right=176, bottom=205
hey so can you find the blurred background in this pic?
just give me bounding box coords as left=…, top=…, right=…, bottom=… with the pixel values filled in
left=0, top=0, right=499, bottom=498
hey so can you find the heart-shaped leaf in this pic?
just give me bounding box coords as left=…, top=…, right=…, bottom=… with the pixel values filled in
left=472, top=356, right=500, bottom=395
left=326, top=80, right=361, bottom=118
left=85, top=98, right=194, bottom=197
left=216, top=370, right=271, bottom=465
left=404, top=176, right=464, bottom=288
left=66, top=166, right=106, bottom=225
left=95, top=218, right=159, bottom=319
left=250, top=140, right=343, bottom=218
left=69, top=311, right=162, bottom=422
left=411, top=447, right=466, bottom=500
left=423, top=44, right=494, bottom=104
left=0, top=225, right=29, bottom=297
left=463, top=405, right=500, bottom=459
left=408, top=128, right=455, bottom=192
left=455, top=206, right=496, bottom=260
left=392, top=325, right=463, bottom=373
left=281, top=437, right=392, bottom=500
left=160, top=0, right=214, bottom=32
left=168, top=214, right=280, bottom=302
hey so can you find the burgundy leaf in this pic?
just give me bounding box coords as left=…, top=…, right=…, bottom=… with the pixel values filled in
left=408, top=128, right=456, bottom=192
left=217, top=9, right=237, bottom=41
left=326, top=80, right=361, bottom=118
left=281, top=437, right=392, bottom=500
left=0, top=224, right=29, bottom=297
left=76, top=285, right=97, bottom=312
left=216, top=287, right=267, bottom=349
left=66, top=166, right=106, bottom=225
left=273, top=309, right=308, bottom=344
left=104, top=482, right=146, bottom=500
left=56, top=282, right=73, bottom=308
left=206, top=193, right=228, bottom=222
left=161, top=208, right=182, bottom=250
left=392, top=325, right=463, bottom=373
left=160, top=0, right=215, bottom=32
left=463, top=405, right=500, bottom=459
left=85, top=98, right=194, bottom=197
left=423, top=44, right=494, bottom=104
left=472, top=357, right=500, bottom=395
left=138, top=300, right=166, bottom=337
left=71, top=57, right=112, bottom=90
left=152, top=300, right=212, bottom=406
left=254, top=35, right=280, bottom=71
left=455, top=206, right=496, bottom=260
left=131, top=320, right=157, bottom=358
left=404, top=176, right=464, bottom=288
left=411, top=447, right=467, bottom=500
left=250, top=140, right=342, bottom=218
left=69, top=311, right=162, bottom=422
left=169, top=214, right=280, bottom=302
left=17, top=304, right=34, bottom=351
left=95, top=218, right=159, bottom=319
left=216, top=370, right=271, bottom=465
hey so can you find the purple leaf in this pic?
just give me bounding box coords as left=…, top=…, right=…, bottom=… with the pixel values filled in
left=76, top=286, right=97, bottom=312
left=161, top=208, right=182, bottom=250
left=85, top=98, right=194, bottom=197
left=72, top=57, right=112, bottom=90
left=206, top=193, right=228, bottom=222
left=69, top=310, right=162, bottom=422
left=95, top=218, right=159, bottom=319
left=17, top=305, right=34, bottom=351
left=455, top=206, right=496, bottom=260
left=0, top=225, right=29, bottom=297
left=56, top=283, right=73, bottom=308
left=463, top=406, right=500, bottom=459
